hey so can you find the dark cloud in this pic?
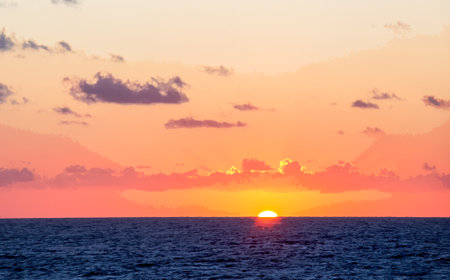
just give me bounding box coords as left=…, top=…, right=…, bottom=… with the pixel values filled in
left=352, top=100, right=379, bottom=109
left=58, top=41, right=72, bottom=52
left=0, top=30, right=73, bottom=53
left=0, top=168, right=34, bottom=187
left=0, top=30, right=14, bottom=52
left=422, top=95, right=450, bottom=110
left=51, top=0, right=79, bottom=5
left=361, top=127, right=384, bottom=137
left=371, top=89, right=402, bottom=100
left=384, top=21, right=411, bottom=33
left=165, top=117, right=246, bottom=129
left=233, top=103, right=259, bottom=111
left=0, top=83, right=13, bottom=103
left=68, top=72, right=189, bottom=105
left=59, top=120, right=88, bottom=126
left=423, top=162, right=436, bottom=171
left=22, top=40, right=49, bottom=51
left=242, top=159, right=273, bottom=172
left=110, top=54, right=125, bottom=63
left=53, top=106, right=91, bottom=118
left=202, top=65, right=233, bottom=76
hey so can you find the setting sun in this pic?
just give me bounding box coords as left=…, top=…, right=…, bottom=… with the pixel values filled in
left=258, top=210, right=278, bottom=218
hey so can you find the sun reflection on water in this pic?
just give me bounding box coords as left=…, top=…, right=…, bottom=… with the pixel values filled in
left=254, top=216, right=281, bottom=228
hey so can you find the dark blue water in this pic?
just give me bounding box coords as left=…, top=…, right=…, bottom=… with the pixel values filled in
left=0, top=218, right=449, bottom=279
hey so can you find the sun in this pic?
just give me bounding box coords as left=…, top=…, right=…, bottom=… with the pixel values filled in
left=258, top=210, right=278, bottom=218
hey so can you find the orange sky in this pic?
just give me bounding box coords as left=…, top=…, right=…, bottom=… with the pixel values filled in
left=0, top=1, right=449, bottom=217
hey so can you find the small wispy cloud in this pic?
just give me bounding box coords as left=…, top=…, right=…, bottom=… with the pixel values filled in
left=422, top=95, right=450, bottom=110
left=165, top=117, right=246, bottom=129
left=10, top=97, right=28, bottom=105
left=53, top=106, right=91, bottom=118
left=110, top=54, right=125, bottom=63
left=51, top=0, right=79, bottom=5
left=1, top=29, right=73, bottom=53
left=22, top=40, right=49, bottom=51
left=233, top=102, right=259, bottom=111
left=371, top=88, right=402, bottom=100
left=351, top=100, right=379, bottom=109
left=202, top=65, right=233, bottom=76
left=384, top=21, right=411, bottom=33
left=423, top=162, right=436, bottom=171
left=361, top=127, right=384, bottom=137
left=59, top=120, right=89, bottom=126
left=0, top=30, right=14, bottom=52
left=57, top=41, right=72, bottom=52
left=0, top=1, right=17, bottom=8
left=0, top=83, right=13, bottom=103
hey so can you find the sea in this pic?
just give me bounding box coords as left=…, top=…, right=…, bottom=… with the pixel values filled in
left=0, top=217, right=449, bottom=279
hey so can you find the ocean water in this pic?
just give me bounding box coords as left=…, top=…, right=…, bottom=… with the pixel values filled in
left=0, top=218, right=449, bottom=279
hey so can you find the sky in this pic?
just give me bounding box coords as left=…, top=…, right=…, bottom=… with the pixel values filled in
left=0, top=0, right=449, bottom=217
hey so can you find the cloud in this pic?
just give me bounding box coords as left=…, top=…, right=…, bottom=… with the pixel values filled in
left=441, top=174, right=450, bottom=188
left=422, top=95, right=450, bottom=110
left=164, top=117, right=246, bottom=129
left=48, top=165, right=198, bottom=190
left=355, top=120, right=450, bottom=178
left=0, top=1, right=17, bottom=8
left=278, top=158, right=304, bottom=175
left=0, top=29, right=73, bottom=53
left=351, top=100, right=379, bottom=109
left=423, top=162, right=436, bottom=171
left=0, top=168, right=34, bottom=187
left=233, top=103, right=259, bottom=111
left=361, top=127, right=384, bottom=137
left=202, top=65, right=233, bottom=76
left=384, top=21, right=411, bottom=33
left=51, top=0, right=79, bottom=5
left=110, top=54, right=125, bottom=63
left=64, top=165, right=87, bottom=173
left=12, top=157, right=450, bottom=194
left=67, top=72, right=189, bottom=105
left=59, top=120, right=88, bottom=126
left=22, top=40, right=49, bottom=51
left=371, top=89, right=402, bottom=100
left=0, top=30, right=14, bottom=52
left=337, top=130, right=345, bottom=135
left=10, top=97, right=29, bottom=105
left=242, top=159, right=273, bottom=172
left=53, top=106, right=91, bottom=118
left=0, top=83, right=13, bottom=103
left=57, top=41, right=72, bottom=52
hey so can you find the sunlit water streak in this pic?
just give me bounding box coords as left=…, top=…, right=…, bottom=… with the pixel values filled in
left=0, top=217, right=449, bottom=279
